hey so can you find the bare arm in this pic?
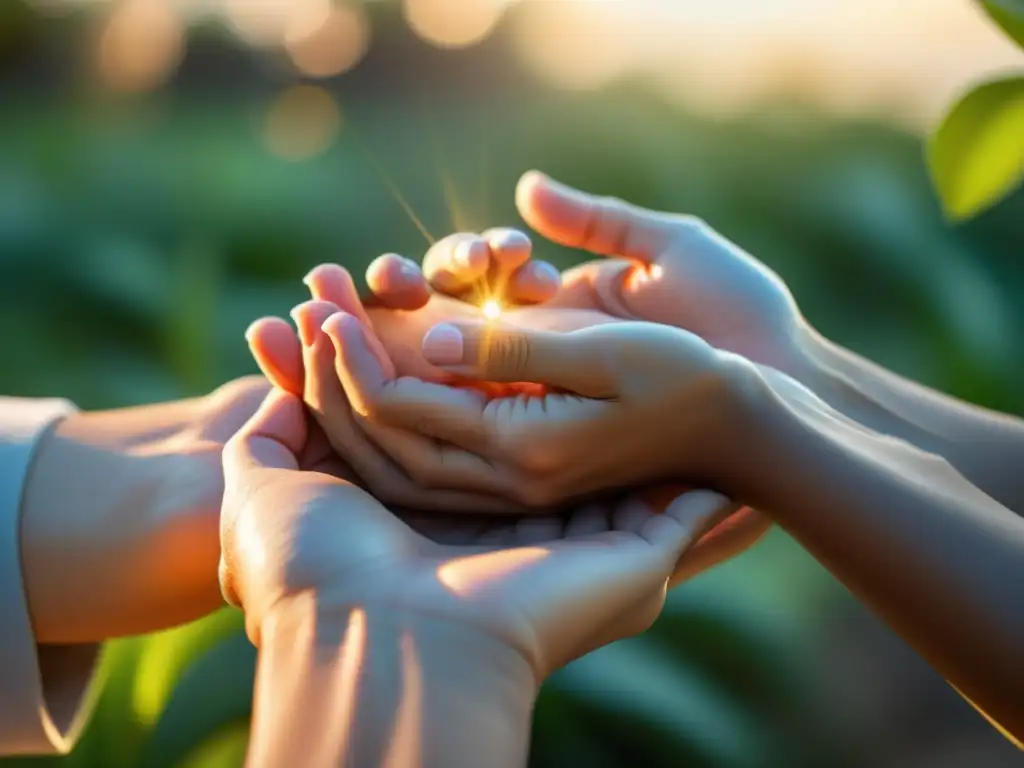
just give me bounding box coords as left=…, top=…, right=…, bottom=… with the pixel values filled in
left=247, top=592, right=536, bottom=768
left=795, top=327, right=1024, bottom=513
left=735, top=370, right=1024, bottom=746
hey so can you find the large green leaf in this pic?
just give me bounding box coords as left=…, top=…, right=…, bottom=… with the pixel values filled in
left=981, top=0, right=1024, bottom=47
left=928, top=75, right=1024, bottom=220
left=139, top=630, right=256, bottom=768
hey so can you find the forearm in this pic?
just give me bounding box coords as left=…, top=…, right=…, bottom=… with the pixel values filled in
left=793, top=326, right=1024, bottom=512
left=248, top=593, right=536, bottom=768
left=735, top=377, right=1024, bottom=745
left=20, top=398, right=223, bottom=643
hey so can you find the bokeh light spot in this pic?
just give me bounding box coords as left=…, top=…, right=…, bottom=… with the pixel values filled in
left=403, top=0, right=508, bottom=49
left=285, top=3, right=371, bottom=78
left=264, top=85, right=342, bottom=161
left=223, top=0, right=304, bottom=48
left=97, top=0, right=184, bottom=93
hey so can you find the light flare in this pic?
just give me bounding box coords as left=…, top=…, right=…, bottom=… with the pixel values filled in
left=482, top=299, right=503, bottom=321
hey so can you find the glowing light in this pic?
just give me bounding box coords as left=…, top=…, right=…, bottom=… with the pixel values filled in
left=222, top=0, right=307, bottom=48
left=437, top=547, right=550, bottom=597
left=403, top=0, right=509, bottom=49
left=264, top=85, right=342, bottom=161
left=482, top=299, right=502, bottom=321
left=285, top=4, right=371, bottom=78
left=97, top=0, right=184, bottom=93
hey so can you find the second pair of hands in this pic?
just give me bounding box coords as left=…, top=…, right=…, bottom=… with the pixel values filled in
left=223, top=173, right=806, bottom=690
left=247, top=170, right=809, bottom=586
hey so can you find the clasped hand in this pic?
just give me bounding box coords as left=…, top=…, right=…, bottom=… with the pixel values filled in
left=222, top=171, right=804, bottom=686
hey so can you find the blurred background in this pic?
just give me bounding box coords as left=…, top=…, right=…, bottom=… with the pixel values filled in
left=1, top=0, right=1023, bottom=765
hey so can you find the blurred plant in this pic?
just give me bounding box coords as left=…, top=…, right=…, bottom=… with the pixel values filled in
left=928, top=1, right=1024, bottom=219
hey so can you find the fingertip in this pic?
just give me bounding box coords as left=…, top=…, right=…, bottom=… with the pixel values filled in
left=290, top=299, right=340, bottom=347
left=366, top=253, right=430, bottom=310
left=516, top=169, right=550, bottom=203
left=484, top=228, right=532, bottom=268
left=454, top=237, right=489, bottom=271
left=320, top=310, right=361, bottom=344
left=665, top=491, right=735, bottom=533
left=422, top=322, right=465, bottom=367
left=302, top=263, right=370, bottom=321
left=508, top=260, right=561, bottom=304
left=246, top=316, right=304, bottom=395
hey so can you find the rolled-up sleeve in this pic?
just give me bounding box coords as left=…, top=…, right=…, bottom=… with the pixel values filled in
left=0, top=398, right=100, bottom=755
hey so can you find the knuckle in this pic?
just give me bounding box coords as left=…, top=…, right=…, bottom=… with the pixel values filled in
left=403, top=456, right=439, bottom=490
left=485, top=332, right=532, bottom=377
left=669, top=214, right=706, bottom=238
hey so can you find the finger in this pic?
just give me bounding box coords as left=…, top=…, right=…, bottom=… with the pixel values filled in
left=422, top=233, right=490, bottom=296
left=640, top=490, right=741, bottom=563
left=302, top=304, right=521, bottom=512
left=480, top=227, right=532, bottom=303
left=246, top=317, right=304, bottom=395
left=482, top=227, right=532, bottom=271
left=353, top=415, right=522, bottom=499
left=304, top=262, right=395, bottom=377
left=322, top=310, right=493, bottom=445
left=515, top=170, right=675, bottom=263
left=505, top=260, right=562, bottom=305
left=420, top=320, right=617, bottom=395
left=293, top=299, right=400, bottom=487
left=669, top=507, right=771, bottom=588
left=223, top=389, right=306, bottom=483
left=303, top=263, right=374, bottom=328
left=365, top=253, right=430, bottom=311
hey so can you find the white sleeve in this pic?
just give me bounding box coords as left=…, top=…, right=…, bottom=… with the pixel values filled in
left=0, top=397, right=101, bottom=755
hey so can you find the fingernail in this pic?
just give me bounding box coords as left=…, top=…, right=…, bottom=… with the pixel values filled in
left=422, top=323, right=464, bottom=365
left=400, top=257, right=421, bottom=277
left=290, top=306, right=316, bottom=347
left=454, top=240, right=483, bottom=268
left=531, top=261, right=561, bottom=284
left=321, top=311, right=358, bottom=340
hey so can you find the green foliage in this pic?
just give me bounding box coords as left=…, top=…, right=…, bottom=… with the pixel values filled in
left=981, top=0, right=1024, bottom=46
left=928, top=75, right=1024, bottom=220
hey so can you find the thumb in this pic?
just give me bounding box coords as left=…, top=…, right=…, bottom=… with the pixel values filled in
left=647, top=490, right=741, bottom=563
left=223, top=388, right=307, bottom=486
left=515, top=170, right=675, bottom=263
left=420, top=320, right=617, bottom=396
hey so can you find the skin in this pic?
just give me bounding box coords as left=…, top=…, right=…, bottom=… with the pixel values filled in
left=249, top=238, right=759, bottom=582
left=220, top=390, right=732, bottom=767
left=300, top=172, right=1024, bottom=746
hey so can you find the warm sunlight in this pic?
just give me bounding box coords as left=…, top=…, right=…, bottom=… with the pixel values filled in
left=482, top=299, right=502, bottom=321
left=437, top=547, right=550, bottom=597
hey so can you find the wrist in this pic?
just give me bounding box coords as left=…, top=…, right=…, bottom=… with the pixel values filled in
left=253, top=592, right=537, bottom=768
left=706, top=351, right=786, bottom=497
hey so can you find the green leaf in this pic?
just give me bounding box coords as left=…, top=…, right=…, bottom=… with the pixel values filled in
left=928, top=75, right=1024, bottom=220
left=139, top=631, right=256, bottom=768
left=981, top=0, right=1024, bottom=47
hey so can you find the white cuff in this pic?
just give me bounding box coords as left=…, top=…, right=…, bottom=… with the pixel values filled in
left=0, top=398, right=101, bottom=755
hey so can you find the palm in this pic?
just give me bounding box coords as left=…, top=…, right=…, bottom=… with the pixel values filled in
left=292, top=487, right=672, bottom=679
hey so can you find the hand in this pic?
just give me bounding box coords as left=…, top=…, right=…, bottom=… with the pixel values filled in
left=514, top=171, right=805, bottom=371
left=219, top=387, right=736, bottom=680
left=320, top=311, right=766, bottom=511
left=248, top=245, right=762, bottom=580
left=18, top=375, right=357, bottom=644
